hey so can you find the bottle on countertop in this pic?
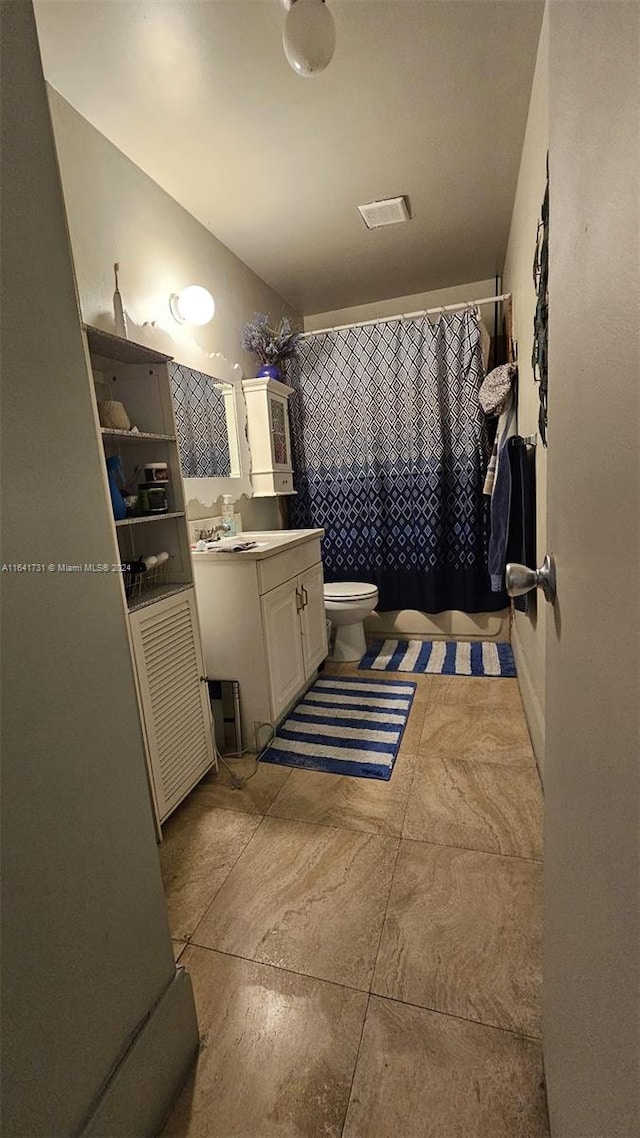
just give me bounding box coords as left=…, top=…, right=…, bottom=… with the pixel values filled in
left=221, top=494, right=236, bottom=537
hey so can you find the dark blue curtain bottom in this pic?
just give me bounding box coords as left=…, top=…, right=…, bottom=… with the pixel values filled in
left=325, top=566, right=507, bottom=615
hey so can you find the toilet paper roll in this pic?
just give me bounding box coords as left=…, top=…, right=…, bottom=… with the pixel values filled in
left=155, top=551, right=169, bottom=565
left=142, top=555, right=157, bottom=571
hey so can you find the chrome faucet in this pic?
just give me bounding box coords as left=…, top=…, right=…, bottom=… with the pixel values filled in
left=197, top=521, right=232, bottom=542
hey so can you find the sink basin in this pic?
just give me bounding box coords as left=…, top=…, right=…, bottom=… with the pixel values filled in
left=192, top=529, right=324, bottom=558
left=199, top=537, right=268, bottom=551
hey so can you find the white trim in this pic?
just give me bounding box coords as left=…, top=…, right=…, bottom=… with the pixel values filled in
left=512, top=622, right=546, bottom=782
left=80, top=969, right=198, bottom=1137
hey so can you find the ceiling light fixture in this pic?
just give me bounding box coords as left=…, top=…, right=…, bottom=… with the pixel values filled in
left=169, top=285, right=215, bottom=326
left=281, top=0, right=336, bottom=78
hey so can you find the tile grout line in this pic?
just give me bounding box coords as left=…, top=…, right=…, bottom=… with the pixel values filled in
left=340, top=992, right=371, bottom=1138
left=181, top=943, right=543, bottom=1045
left=180, top=812, right=270, bottom=945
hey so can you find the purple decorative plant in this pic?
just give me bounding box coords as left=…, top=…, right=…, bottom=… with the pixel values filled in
left=241, top=313, right=301, bottom=368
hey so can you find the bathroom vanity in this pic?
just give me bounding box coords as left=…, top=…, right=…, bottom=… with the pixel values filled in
left=192, top=530, right=327, bottom=750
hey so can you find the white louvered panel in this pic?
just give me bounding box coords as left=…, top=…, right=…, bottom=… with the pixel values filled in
left=130, top=589, right=215, bottom=821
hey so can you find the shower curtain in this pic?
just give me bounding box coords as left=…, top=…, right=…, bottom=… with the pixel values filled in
left=287, top=310, right=505, bottom=613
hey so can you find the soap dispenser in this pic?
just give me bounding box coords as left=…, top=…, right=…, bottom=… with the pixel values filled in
left=222, top=494, right=236, bottom=537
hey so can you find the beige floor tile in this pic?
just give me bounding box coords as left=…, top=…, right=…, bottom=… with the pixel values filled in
left=189, top=757, right=292, bottom=816
left=419, top=704, right=534, bottom=764
left=424, top=674, right=524, bottom=710
left=342, top=997, right=549, bottom=1138
left=398, top=699, right=426, bottom=751
left=159, top=802, right=262, bottom=940
left=373, top=841, right=542, bottom=1036
left=162, top=947, right=367, bottom=1138
left=403, top=755, right=543, bottom=859
left=267, top=751, right=417, bottom=836
left=192, top=816, right=399, bottom=989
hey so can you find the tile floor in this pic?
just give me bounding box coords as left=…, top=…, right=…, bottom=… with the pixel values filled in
left=160, top=662, right=548, bottom=1138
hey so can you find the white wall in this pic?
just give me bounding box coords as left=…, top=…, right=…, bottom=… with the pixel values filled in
left=0, top=5, right=196, bottom=1133
left=502, top=7, right=549, bottom=771
left=304, top=278, right=498, bottom=332
left=47, top=88, right=296, bottom=530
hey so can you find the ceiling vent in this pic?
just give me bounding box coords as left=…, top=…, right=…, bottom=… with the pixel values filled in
left=357, top=196, right=411, bottom=230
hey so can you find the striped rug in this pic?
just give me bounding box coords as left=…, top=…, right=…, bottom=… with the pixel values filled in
left=260, top=675, right=416, bottom=781
left=359, top=639, right=516, bottom=678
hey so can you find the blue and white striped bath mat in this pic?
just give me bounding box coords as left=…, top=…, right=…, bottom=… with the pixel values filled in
left=260, top=675, right=416, bottom=781
left=359, top=639, right=516, bottom=678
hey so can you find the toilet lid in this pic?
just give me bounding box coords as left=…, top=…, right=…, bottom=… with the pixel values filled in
left=324, top=581, right=378, bottom=602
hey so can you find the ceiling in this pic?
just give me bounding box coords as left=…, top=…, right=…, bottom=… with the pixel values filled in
left=34, top=0, right=544, bottom=317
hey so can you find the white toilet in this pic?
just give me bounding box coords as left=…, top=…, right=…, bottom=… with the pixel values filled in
left=324, top=581, right=379, bottom=661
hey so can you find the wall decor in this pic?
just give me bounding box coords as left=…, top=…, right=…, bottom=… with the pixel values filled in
left=532, top=154, right=549, bottom=445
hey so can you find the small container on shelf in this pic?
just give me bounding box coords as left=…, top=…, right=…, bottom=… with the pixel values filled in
left=138, top=483, right=168, bottom=515
left=143, top=462, right=169, bottom=483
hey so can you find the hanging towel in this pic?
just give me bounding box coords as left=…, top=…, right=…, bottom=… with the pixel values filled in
left=488, top=395, right=518, bottom=591
left=480, top=364, right=517, bottom=496
left=505, top=439, right=537, bottom=614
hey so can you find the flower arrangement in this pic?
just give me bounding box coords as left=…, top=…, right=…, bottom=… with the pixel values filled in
left=241, top=313, right=301, bottom=376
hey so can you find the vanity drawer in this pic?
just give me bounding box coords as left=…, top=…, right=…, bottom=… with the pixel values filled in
left=258, top=540, right=322, bottom=595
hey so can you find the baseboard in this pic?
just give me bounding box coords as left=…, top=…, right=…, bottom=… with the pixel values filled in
left=511, top=625, right=546, bottom=782
left=80, top=968, right=199, bottom=1138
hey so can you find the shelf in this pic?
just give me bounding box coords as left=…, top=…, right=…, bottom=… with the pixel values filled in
left=85, top=325, right=172, bottom=365
left=116, top=512, right=185, bottom=527
left=101, top=428, right=176, bottom=443
left=127, top=582, right=192, bottom=614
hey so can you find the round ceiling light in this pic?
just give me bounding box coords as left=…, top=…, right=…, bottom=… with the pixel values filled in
left=282, top=0, right=335, bottom=78
left=169, top=285, right=215, bottom=326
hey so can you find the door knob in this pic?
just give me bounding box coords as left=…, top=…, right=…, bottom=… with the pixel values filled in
left=505, top=554, right=556, bottom=603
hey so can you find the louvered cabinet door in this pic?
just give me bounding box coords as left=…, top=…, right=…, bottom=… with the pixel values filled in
left=129, top=589, right=215, bottom=822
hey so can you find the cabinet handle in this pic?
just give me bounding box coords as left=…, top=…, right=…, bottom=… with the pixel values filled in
left=296, top=587, right=304, bottom=612
left=301, top=585, right=308, bottom=608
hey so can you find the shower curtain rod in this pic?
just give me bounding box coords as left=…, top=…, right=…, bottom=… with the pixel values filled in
left=300, top=292, right=511, bottom=338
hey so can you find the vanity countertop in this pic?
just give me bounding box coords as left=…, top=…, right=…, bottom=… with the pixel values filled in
left=191, top=528, right=324, bottom=561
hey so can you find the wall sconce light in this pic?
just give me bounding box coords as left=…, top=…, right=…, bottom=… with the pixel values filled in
left=169, top=285, right=215, bottom=326
left=281, top=0, right=335, bottom=77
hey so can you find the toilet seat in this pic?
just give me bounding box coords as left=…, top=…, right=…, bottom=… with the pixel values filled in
left=324, top=582, right=378, bottom=603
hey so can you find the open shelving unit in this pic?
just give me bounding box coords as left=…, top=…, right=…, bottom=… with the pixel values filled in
left=84, top=325, right=216, bottom=826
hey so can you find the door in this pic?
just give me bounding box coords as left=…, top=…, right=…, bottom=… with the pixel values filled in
left=261, top=578, right=306, bottom=721
left=299, top=562, right=328, bottom=678
left=543, top=6, right=639, bottom=1136
left=130, top=589, right=215, bottom=821
left=268, top=393, right=291, bottom=469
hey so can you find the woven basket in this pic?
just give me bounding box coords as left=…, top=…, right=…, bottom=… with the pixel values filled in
left=98, top=400, right=130, bottom=430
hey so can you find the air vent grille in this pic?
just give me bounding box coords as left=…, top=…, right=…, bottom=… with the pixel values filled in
left=358, top=196, right=411, bottom=229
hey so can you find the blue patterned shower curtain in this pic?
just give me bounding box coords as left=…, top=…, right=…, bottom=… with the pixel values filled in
left=287, top=311, right=505, bottom=613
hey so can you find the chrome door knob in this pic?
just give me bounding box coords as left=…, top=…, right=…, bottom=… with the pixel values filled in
left=505, top=554, right=556, bottom=603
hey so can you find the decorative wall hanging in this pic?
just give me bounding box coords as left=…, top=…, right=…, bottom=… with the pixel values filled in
left=532, top=153, right=549, bottom=445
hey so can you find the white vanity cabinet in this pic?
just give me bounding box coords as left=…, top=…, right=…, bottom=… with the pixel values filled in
left=192, top=530, right=328, bottom=750
left=242, top=377, right=295, bottom=496
left=261, top=561, right=327, bottom=720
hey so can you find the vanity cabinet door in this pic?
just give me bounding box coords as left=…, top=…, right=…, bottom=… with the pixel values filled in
left=129, top=589, right=215, bottom=822
left=299, top=562, right=328, bottom=678
left=261, top=578, right=306, bottom=721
